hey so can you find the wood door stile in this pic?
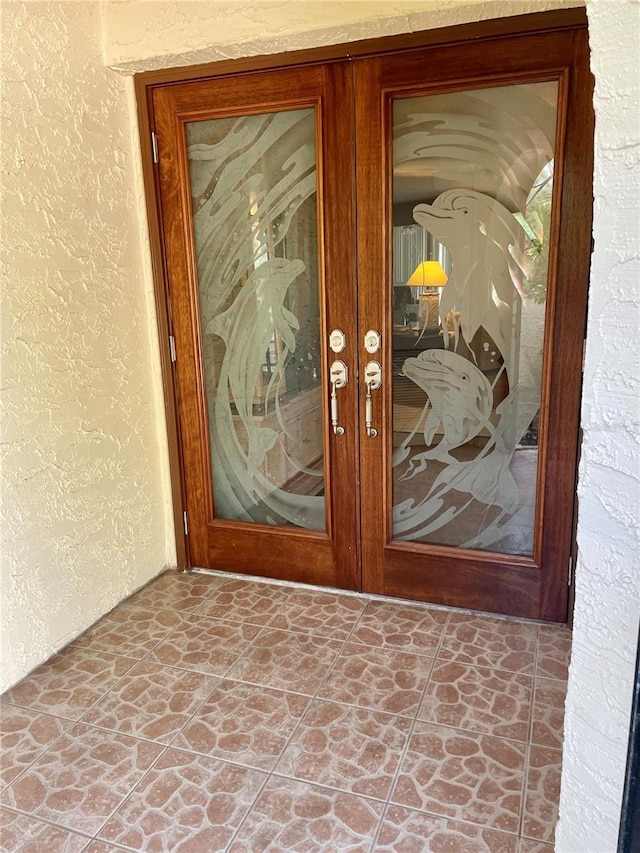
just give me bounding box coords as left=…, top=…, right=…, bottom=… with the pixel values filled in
left=536, top=31, right=595, bottom=619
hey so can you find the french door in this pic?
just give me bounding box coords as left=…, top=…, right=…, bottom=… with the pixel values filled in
left=154, top=62, right=360, bottom=593
left=148, top=17, right=593, bottom=622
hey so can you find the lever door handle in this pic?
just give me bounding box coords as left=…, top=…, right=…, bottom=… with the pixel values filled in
left=364, top=360, right=382, bottom=438
left=329, top=360, right=348, bottom=436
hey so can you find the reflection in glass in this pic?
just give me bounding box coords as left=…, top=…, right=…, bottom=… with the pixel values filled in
left=391, top=83, right=558, bottom=557
left=186, top=109, right=325, bottom=530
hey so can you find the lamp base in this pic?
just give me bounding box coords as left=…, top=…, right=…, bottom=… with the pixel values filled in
left=418, top=292, right=441, bottom=329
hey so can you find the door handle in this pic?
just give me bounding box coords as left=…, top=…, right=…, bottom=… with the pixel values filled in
left=330, top=360, right=348, bottom=436
left=364, top=360, right=382, bottom=437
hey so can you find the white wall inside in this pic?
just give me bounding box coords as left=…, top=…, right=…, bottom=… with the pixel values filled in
left=0, top=1, right=175, bottom=693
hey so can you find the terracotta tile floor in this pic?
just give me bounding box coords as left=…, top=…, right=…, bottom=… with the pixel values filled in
left=0, top=570, right=570, bottom=852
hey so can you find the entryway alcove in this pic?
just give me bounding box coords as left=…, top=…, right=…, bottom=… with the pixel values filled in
left=136, top=8, right=593, bottom=623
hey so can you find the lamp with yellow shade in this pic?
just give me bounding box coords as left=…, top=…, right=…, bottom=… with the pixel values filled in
left=406, top=260, right=448, bottom=329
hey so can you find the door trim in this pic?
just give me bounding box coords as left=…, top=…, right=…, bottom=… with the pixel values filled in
left=134, top=7, right=590, bottom=577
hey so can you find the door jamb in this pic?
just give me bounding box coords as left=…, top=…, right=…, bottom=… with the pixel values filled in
left=135, top=89, right=190, bottom=568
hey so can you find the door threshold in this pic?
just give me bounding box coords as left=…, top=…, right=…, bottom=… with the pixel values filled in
left=188, top=566, right=566, bottom=627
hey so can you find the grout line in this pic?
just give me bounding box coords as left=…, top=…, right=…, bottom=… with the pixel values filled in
left=0, top=723, right=73, bottom=800
left=379, top=802, right=524, bottom=843
left=67, top=610, right=192, bottom=668
left=258, top=769, right=392, bottom=804
left=1, top=728, right=170, bottom=846
left=518, top=623, right=543, bottom=841
left=159, top=607, right=335, bottom=762
left=0, top=805, right=95, bottom=842
left=1, top=571, right=568, bottom=851
left=219, top=601, right=376, bottom=845
left=376, top=621, right=453, bottom=833
left=0, top=654, right=142, bottom=735
left=87, top=739, right=172, bottom=846
left=85, top=839, right=131, bottom=852
left=221, top=765, right=274, bottom=853
left=63, top=717, right=206, bottom=751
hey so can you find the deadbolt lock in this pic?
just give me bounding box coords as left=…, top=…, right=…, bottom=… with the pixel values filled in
left=329, top=329, right=346, bottom=353
left=364, top=329, right=381, bottom=354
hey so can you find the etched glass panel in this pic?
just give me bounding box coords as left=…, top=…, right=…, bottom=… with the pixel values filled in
left=186, top=109, right=325, bottom=530
left=391, top=82, right=558, bottom=556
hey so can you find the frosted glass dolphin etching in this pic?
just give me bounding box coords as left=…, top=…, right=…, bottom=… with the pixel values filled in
left=395, top=188, right=541, bottom=548
left=398, top=350, right=493, bottom=469
left=393, top=350, right=522, bottom=542
left=413, top=189, right=529, bottom=387
left=189, top=110, right=325, bottom=529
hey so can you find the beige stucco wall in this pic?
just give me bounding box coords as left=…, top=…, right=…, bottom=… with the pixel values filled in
left=0, top=1, right=175, bottom=692
left=1, top=0, right=639, bottom=848
left=101, top=0, right=582, bottom=71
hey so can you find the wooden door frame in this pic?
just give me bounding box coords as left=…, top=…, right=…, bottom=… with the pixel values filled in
left=134, top=7, right=589, bottom=574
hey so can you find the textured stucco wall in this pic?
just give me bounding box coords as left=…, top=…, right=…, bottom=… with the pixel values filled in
left=556, top=1, right=640, bottom=850
left=101, top=0, right=582, bottom=72
left=2, top=0, right=638, bottom=845
left=0, top=2, right=175, bottom=693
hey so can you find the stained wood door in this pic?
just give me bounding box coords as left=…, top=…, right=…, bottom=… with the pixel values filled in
left=153, top=63, right=361, bottom=591
left=148, top=16, right=592, bottom=622
left=356, top=26, right=593, bottom=621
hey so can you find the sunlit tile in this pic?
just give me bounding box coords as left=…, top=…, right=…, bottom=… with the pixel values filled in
left=522, top=745, right=562, bottom=843
left=350, top=600, right=448, bottom=654
left=228, top=777, right=383, bottom=853
left=275, top=700, right=411, bottom=800
left=439, top=614, right=538, bottom=674
left=98, top=748, right=266, bottom=852
left=127, top=570, right=225, bottom=613
left=317, top=643, right=434, bottom=717
left=70, top=605, right=183, bottom=659
left=536, top=625, right=572, bottom=681
left=193, top=579, right=288, bottom=625
left=391, top=722, right=526, bottom=834
left=377, top=804, right=518, bottom=852
left=147, top=615, right=261, bottom=676
left=0, top=723, right=162, bottom=835
left=531, top=677, right=566, bottom=748
left=225, top=629, right=342, bottom=694
left=174, top=680, right=310, bottom=770
left=80, top=661, right=219, bottom=743
left=1, top=648, right=138, bottom=721
left=518, top=839, right=555, bottom=852
left=0, top=806, right=90, bottom=852
left=269, top=590, right=365, bottom=639
left=0, top=703, right=70, bottom=789
left=418, top=661, right=532, bottom=741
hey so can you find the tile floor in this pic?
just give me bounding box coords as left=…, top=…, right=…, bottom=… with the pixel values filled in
left=0, top=570, right=570, bottom=852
